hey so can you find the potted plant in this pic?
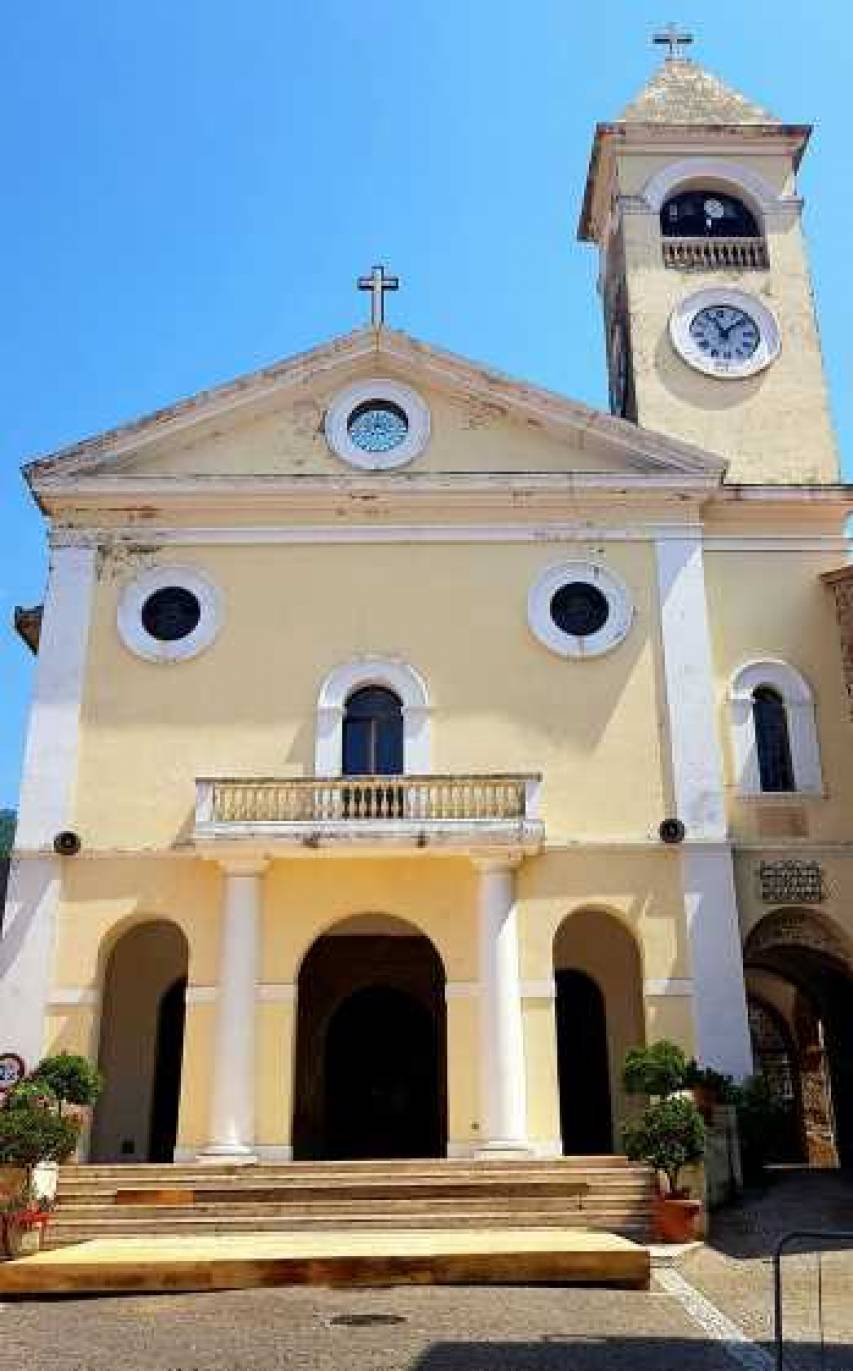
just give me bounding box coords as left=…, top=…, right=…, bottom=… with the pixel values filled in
left=622, top=1040, right=688, bottom=1100
left=27, top=1053, right=102, bottom=1193
left=623, top=1094, right=706, bottom=1243
left=0, top=1084, right=81, bottom=1257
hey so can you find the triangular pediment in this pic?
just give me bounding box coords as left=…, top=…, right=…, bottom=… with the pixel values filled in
left=26, top=327, right=725, bottom=503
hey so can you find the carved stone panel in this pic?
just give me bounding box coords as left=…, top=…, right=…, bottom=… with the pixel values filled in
left=757, top=860, right=825, bottom=906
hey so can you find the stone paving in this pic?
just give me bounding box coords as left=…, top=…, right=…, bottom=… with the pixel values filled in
left=2, top=1169, right=852, bottom=1371
left=0, top=1282, right=728, bottom=1371
left=684, top=1167, right=853, bottom=1366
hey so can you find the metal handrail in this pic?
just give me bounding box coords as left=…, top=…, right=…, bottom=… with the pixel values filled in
left=773, top=1229, right=853, bottom=1370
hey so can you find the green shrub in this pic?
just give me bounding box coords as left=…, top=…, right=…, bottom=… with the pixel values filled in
left=0, top=1106, right=80, bottom=1168
left=683, top=1061, right=738, bottom=1103
left=4, top=1080, right=58, bottom=1113
left=29, top=1053, right=103, bottom=1115
left=622, top=1095, right=706, bottom=1196
left=622, top=1041, right=688, bottom=1099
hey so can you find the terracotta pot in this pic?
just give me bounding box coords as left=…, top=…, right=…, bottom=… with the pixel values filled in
left=2, top=1220, right=43, bottom=1259
left=653, top=1193, right=703, bottom=1244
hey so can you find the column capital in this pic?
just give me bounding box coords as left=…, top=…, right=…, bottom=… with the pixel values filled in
left=217, top=856, right=269, bottom=877
left=470, top=850, right=523, bottom=874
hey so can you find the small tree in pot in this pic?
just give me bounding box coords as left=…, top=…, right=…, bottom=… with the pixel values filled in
left=28, top=1053, right=103, bottom=1120
left=622, top=1095, right=706, bottom=1242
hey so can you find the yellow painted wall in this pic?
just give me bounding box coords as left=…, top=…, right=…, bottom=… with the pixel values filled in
left=74, top=540, right=668, bottom=850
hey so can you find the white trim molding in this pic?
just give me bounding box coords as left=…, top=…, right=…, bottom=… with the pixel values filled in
left=258, top=983, right=296, bottom=1003
left=729, top=659, right=823, bottom=797
left=644, top=978, right=694, bottom=998
left=117, top=564, right=224, bottom=664
left=324, top=378, right=431, bottom=471
left=185, top=985, right=219, bottom=1005
left=47, top=987, right=99, bottom=1008
left=527, top=561, right=634, bottom=660
left=315, top=655, right=431, bottom=777
left=639, top=158, right=790, bottom=220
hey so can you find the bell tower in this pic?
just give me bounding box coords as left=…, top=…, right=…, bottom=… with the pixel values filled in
left=578, top=43, right=839, bottom=483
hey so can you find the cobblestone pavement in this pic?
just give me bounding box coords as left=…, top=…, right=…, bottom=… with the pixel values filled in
left=0, top=1280, right=734, bottom=1371
left=682, top=1167, right=853, bottom=1366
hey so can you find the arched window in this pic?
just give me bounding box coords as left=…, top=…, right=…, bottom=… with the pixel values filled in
left=753, top=686, right=795, bottom=793
left=342, top=687, right=404, bottom=776
left=729, top=660, right=823, bottom=797
left=661, top=189, right=760, bottom=239
left=315, top=656, right=431, bottom=778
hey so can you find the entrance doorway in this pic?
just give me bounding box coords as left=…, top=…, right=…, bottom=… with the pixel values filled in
left=555, top=970, right=612, bottom=1154
left=293, top=916, right=446, bottom=1160
left=325, top=986, right=440, bottom=1158
left=90, top=921, right=188, bottom=1163
left=553, top=909, right=644, bottom=1154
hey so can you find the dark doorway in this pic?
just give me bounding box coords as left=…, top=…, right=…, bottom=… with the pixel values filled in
left=325, top=986, right=440, bottom=1159
left=555, top=969, right=613, bottom=1154
left=293, top=928, right=446, bottom=1160
left=149, top=976, right=188, bottom=1163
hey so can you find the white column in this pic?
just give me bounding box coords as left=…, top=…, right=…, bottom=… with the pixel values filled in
left=474, top=855, right=531, bottom=1154
left=655, top=536, right=753, bottom=1078
left=200, top=859, right=266, bottom=1161
left=0, top=540, right=96, bottom=1067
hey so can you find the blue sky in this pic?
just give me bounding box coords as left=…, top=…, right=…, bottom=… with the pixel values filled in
left=1, top=1, right=851, bottom=807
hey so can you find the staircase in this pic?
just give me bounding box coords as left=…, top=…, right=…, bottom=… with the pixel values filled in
left=47, top=1157, right=655, bottom=1250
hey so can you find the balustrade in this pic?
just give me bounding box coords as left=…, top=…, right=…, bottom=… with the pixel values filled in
left=662, top=237, right=769, bottom=271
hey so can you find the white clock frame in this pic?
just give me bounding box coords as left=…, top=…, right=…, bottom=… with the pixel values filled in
left=669, top=288, right=781, bottom=380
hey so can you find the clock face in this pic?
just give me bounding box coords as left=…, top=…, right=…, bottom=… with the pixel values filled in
left=688, top=305, right=761, bottom=365
left=669, top=290, right=780, bottom=379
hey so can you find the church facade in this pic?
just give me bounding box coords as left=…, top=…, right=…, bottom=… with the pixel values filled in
left=3, top=54, right=853, bottom=1169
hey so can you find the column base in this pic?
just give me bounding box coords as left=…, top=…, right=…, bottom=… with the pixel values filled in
left=474, top=1139, right=536, bottom=1159
left=196, top=1144, right=258, bottom=1165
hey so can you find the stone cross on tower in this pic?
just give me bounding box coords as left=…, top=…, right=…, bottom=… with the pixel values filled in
left=357, top=264, right=400, bottom=327
left=653, top=23, right=694, bottom=60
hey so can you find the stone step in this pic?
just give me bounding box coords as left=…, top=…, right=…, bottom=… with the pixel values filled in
left=59, top=1157, right=641, bottom=1181
left=58, top=1175, right=652, bottom=1200
left=44, top=1212, right=652, bottom=1249
left=56, top=1195, right=653, bottom=1219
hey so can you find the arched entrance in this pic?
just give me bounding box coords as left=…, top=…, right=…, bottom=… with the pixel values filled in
left=90, top=921, right=188, bottom=1163
left=292, top=915, right=446, bottom=1160
left=553, top=909, right=644, bottom=1155
left=745, top=908, right=853, bottom=1167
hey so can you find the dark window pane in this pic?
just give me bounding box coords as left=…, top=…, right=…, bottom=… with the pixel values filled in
left=342, top=688, right=403, bottom=775
left=753, top=686, right=795, bottom=792
left=141, top=587, right=201, bottom=642
left=550, top=582, right=610, bottom=638
left=660, top=190, right=760, bottom=239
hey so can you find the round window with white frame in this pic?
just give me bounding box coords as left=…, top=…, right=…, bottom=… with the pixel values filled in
left=669, top=288, right=781, bottom=380
left=528, top=562, right=634, bottom=659
left=117, top=566, right=224, bottom=663
left=324, top=379, right=431, bottom=470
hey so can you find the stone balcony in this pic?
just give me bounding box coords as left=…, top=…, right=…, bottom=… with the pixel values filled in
left=662, top=237, right=769, bottom=271
left=193, top=774, right=544, bottom=855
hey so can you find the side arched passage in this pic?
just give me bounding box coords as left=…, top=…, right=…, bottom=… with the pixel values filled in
left=553, top=909, right=645, bottom=1154
left=90, top=920, right=189, bottom=1163
left=745, top=907, right=853, bottom=1167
